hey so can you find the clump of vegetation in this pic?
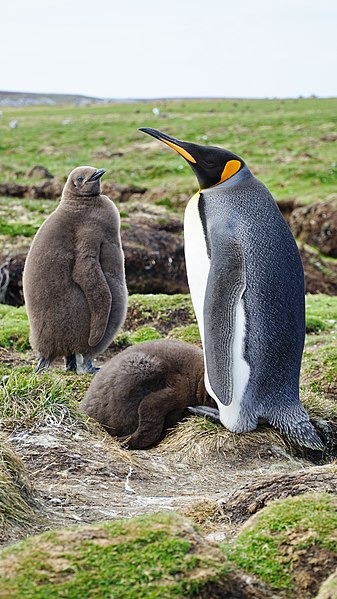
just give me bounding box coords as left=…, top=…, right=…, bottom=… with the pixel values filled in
left=305, top=294, right=337, bottom=333
left=168, top=323, right=201, bottom=344
left=223, top=492, right=337, bottom=596
left=0, top=437, right=41, bottom=539
left=0, top=305, right=30, bottom=350
left=0, top=219, right=39, bottom=238
left=125, top=293, right=196, bottom=335
left=128, top=325, right=163, bottom=344
left=0, top=512, right=234, bottom=599
left=0, top=370, right=91, bottom=433
left=302, top=333, right=337, bottom=399
left=160, top=416, right=290, bottom=463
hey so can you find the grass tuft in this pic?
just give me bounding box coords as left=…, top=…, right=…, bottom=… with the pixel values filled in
left=0, top=370, right=91, bottom=433
left=160, top=416, right=290, bottom=462
left=0, top=305, right=30, bottom=350
left=0, top=437, right=41, bottom=537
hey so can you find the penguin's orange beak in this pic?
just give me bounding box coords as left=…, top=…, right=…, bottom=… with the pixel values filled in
left=139, top=128, right=197, bottom=164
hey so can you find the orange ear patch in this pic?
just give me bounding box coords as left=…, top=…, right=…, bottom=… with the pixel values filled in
left=159, top=138, right=197, bottom=164
left=219, top=159, right=241, bottom=183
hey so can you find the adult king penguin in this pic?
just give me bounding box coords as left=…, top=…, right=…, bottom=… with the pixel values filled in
left=139, top=127, right=323, bottom=450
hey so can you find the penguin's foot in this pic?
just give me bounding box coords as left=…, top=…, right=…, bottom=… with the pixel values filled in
left=281, top=419, right=325, bottom=451
left=188, top=405, right=221, bottom=423
left=35, top=356, right=51, bottom=373
left=81, top=355, right=100, bottom=374
left=64, top=354, right=77, bottom=372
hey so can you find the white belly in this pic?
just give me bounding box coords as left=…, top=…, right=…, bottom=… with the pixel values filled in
left=184, top=193, right=250, bottom=431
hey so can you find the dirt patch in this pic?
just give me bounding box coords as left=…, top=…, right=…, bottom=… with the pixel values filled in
left=287, top=541, right=337, bottom=598
left=0, top=347, right=31, bottom=368
left=289, top=202, right=337, bottom=257
left=1, top=414, right=318, bottom=550
left=300, top=246, right=337, bottom=295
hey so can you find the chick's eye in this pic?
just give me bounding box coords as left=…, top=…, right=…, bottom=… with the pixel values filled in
left=77, top=176, right=84, bottom=182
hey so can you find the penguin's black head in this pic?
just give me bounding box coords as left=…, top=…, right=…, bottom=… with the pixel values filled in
left=65, top=166, right=106, bottom=198
left=139, top=128, right=245, bottom=190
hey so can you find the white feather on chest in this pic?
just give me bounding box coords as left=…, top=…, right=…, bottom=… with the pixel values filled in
left=184, top=192, right=250, bottom=431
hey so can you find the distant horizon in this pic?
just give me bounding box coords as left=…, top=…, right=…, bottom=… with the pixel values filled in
left=1, top=89, right=336, bottom=102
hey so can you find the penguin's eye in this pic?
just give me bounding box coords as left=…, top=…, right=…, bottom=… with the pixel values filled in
left=203, top=159, right=216, bottom=168
left=76, top=176, right=84, bottom=183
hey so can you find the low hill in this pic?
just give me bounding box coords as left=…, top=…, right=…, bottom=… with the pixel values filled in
left=0, top=90, right=107, bottom=107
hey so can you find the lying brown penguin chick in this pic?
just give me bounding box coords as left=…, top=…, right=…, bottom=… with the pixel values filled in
left=79, top=339, right=216, bottom=449
left=23, top=166, right=128, bottom=373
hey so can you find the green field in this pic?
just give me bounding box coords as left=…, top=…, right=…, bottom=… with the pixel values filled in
left=1, top=97, right=337, bottom=204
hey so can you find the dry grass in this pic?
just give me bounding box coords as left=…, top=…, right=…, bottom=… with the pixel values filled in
left=181, top=498, right=230, bottom=529
left=80, top=418, right=145, bottom=470
left=159, top=417, right=290, bottom=463
left=0, top=436, right=42, bottom=539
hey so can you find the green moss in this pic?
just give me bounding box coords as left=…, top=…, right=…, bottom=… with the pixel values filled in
left=125, top=294, right=196, bottom=336
left=223, top=492, right=337, bottom=593
left=0, top=512, right=228, bottom=599
left=0, top=305, right=30, bottom=350
left=168, top=324, right=201, bottom=344
left=128, top=326, right=163, bottom=344
left=128, top=293, right=194, bottom=320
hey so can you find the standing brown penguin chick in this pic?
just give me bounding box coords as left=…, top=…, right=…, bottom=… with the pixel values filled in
left=79, top=339, right=216, bottom=449
left=23, top=166, right=128, bottom=373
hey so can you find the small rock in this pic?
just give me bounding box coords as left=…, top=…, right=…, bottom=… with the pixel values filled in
left=29, top=178, right=64, bottom=200
left=27, top=165, right=54, bottom=179
left=0, top=183, right=28, bottom=197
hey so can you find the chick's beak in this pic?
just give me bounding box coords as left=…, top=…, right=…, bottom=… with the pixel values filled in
left=88, top=168, right=106, bottom=182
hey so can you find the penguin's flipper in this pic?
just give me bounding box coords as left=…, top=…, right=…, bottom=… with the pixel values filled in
left=188, top=405, right=221, bottom=423
left=203, top=236, right=246, bottom=405
left=72, top=254, right=112, bottom=347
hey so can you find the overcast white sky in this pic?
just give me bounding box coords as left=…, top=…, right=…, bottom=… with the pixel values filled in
left=1, top=0, right=336, bottom=99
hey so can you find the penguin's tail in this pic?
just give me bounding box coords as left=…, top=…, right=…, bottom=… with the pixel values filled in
left=269, top=406, right=324, bottom=451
